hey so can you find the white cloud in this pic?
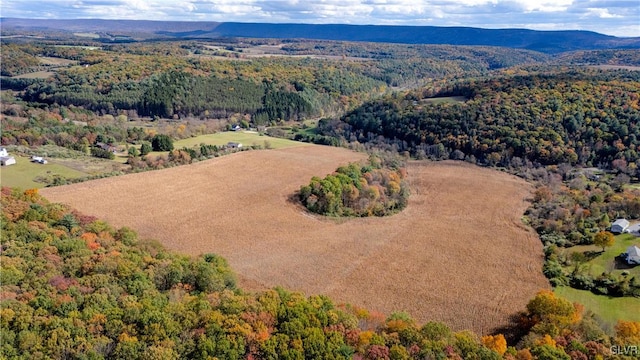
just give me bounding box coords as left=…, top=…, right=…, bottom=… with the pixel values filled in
left=585, top=8, right=622, bottom=19
left=510, top=0, right=574, bottom=12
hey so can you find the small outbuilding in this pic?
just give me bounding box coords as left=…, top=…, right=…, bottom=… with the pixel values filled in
left=227, top=142, right=243, bottom=149
left=0, top=147, right=16, bottom=166
left=31, top=156, right=48, bottom=164
left=0, top=156, right=16, bottom=166
left=96, top=142, right=117, bottom=153
left=611, top=218, right=630, bottom=234
left=623, top=245, right=640, bottom=265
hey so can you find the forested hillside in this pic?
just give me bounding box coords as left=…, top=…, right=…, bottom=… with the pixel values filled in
left=2, top=188, right=639, bottom=359
left=0, top=40, right=549, bottom=123
left=320, top=68, right=640, bottom=170
left=557, top=50, right=640, bottom=66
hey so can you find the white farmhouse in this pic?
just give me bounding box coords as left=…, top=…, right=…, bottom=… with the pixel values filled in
left=0, top=157, right=16, bottom=166
left=611, top=218, right=630, bottom=234
left=624, top=245, right=640, bottom=265
left=0, top=147, right=16, bottom=166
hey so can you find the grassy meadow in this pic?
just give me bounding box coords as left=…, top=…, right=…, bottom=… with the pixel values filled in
left=554, top=286, right=640, bottom=324
left=561, top=233, right=640, bottom=278
left=0, top=155, right=87, bottom=189
left=12, top=71, right=56, bottom=79
left=174, top=131, right=308, bottom=150
left=555, top=232, right=640, bottom=325
left=420, top=96, right=468, bottom=104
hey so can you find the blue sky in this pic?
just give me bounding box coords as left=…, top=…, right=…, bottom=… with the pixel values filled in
left=2, top=0, right=639, bottom=37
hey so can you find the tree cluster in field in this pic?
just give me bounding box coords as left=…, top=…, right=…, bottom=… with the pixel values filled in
left=2, top=188, right=638, bottom=359
left=150, top=134, right=173, bottom=151
left=319, top=68, right=640, bottom=172
left=89, top=146, right=115, bottom=160
left=299, top=155, right=409, bottom=217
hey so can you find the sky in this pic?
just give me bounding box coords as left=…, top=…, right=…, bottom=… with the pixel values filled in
left=1, top=0, right=639, bottom=37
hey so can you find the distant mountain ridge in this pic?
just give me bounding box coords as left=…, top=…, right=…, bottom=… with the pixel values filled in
left=0, top=18, right=221, bottom=34
left=213, top=23, right=638, bottom=53
left=2, top=18, right=639, bottom=53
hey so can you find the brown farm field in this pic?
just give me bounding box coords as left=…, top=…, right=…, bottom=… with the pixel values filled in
left=40, top=146, right=549, bottom=334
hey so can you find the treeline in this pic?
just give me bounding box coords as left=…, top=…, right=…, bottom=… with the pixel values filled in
left=1, top=41, right=386, bottom=121
left=0, top=111, right=149, bottom=155
left=126, top=142, right=272, bottom=172
left=280, top=40, right=550, bottom=63
left=319, top=68, right=640, bottom=171
left=2, top=188, right=639, bottom=359
left=281, top=41, right=553, bottom=88
left=299, top=154, right=409, bottom=217
left=23, top=79, right=143, bottom=114
left=557, top=50, right=640, bottom=66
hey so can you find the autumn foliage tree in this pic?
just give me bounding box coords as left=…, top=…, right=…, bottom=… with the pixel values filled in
left=615, top=320, right=640, bottom=345
left=523, top=290, right=582, bottom=336
left=481, top=334, right=507, bottom=355
left=592, top=230, right=615, bottom=252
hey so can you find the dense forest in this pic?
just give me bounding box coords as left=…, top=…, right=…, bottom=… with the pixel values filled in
left=0, top=40, right=555, bottom=123
left=556, top=50, right=640, bottom=66
left=2, top=188, right=639, bottom=359
left=319, top=68, right=640, bottom=171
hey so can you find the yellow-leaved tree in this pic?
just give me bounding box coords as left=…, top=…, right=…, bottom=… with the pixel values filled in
left=592, top=231, right=615, bottom=252
left=615, top=320, right=640, bottom=345
left=481, top=334, right=507, bottom=355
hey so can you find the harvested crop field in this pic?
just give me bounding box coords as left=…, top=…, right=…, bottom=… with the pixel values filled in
left=41, top=146, right=549, bottom=334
